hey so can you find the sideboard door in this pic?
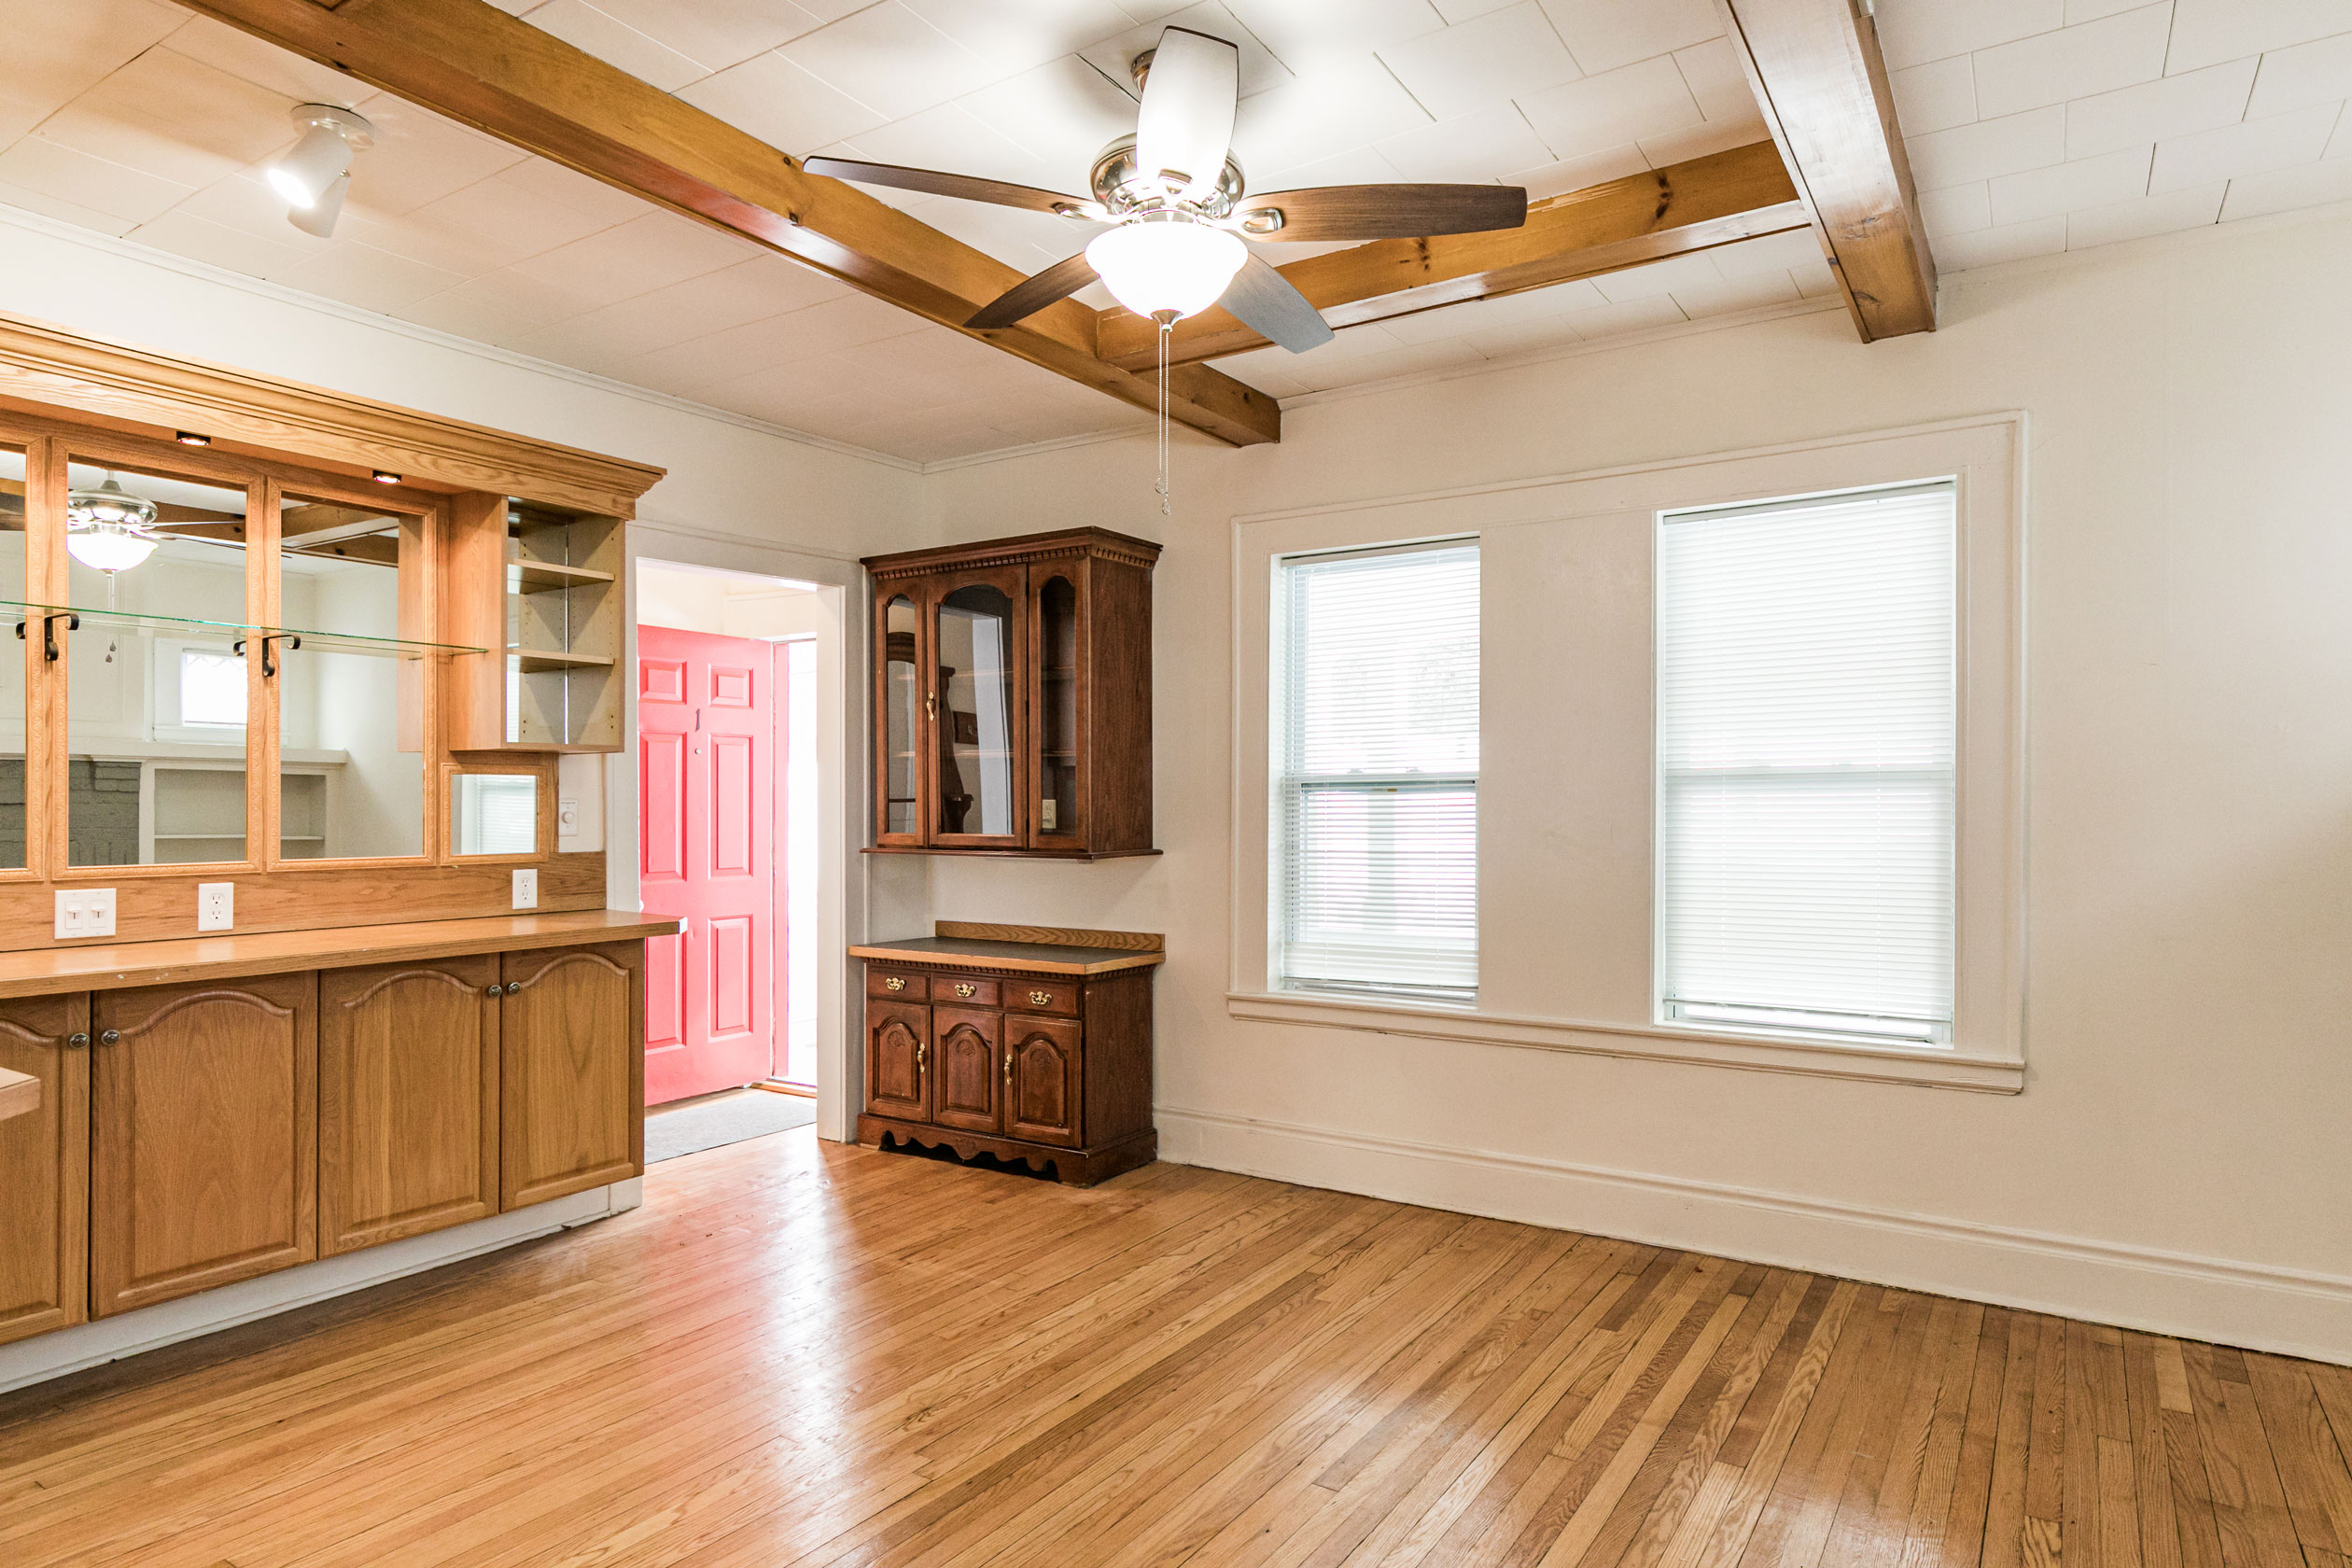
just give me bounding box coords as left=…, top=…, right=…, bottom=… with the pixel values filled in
left=1004, top=1015, right=1082, bottom=1149
left=0, top=995, right=89, bottom=1347
left=501, top=943, right=643, bottom=1211
left=864, top=1000, right=931, bottom=1123
left=91, top=973, right=317, bottom=1318
left=931, top=1007, right=1002, bottom=1133
left=320, top=955, right=501, bottom=1256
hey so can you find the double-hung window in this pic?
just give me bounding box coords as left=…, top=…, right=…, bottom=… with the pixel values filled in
left=1657, top=482, right=1957, bottom=1046
left=1273, top=540, right=1478, bottom=1004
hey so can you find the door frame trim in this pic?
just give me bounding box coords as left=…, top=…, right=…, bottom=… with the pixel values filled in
left=625, top=528, right=862, bottom=1143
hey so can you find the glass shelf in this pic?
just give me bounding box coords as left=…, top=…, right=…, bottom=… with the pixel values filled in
left=3, top=601, right=485, bottom=661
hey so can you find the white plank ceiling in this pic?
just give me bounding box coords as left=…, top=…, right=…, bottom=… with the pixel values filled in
left=0, top=1, right=2343, bottom=463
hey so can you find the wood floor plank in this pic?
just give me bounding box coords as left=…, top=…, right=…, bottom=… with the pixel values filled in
left=0, top=1133, right=2343, bottom=1568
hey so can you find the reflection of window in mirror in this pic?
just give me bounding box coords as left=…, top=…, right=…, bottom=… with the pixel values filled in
left=64, top=458, right=251, bottom=867
left=452, top=773, right=538, bottom=856
left=279, top=493, right=427, bottom=860
left=0, top=442, right=26, bottom=869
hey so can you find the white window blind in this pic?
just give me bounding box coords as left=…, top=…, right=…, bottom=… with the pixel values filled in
left=179, top=648, right=247, bottom=728
left=1276, top=541, right=1477, bottom=1003
left=1657, top=483, right=1956, bottom=1045
left=455, top=774, right=537, bottom=856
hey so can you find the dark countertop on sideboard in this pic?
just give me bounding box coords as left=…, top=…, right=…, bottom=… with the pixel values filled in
left=849, top=936, right=1166, bottom=976
left=0, top=910, right=680, bottom=1000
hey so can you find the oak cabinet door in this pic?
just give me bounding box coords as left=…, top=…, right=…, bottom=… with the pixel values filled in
left=864, top=1001, right=931, bottom=1123
left=500, top=943, right=643, bottom=1211
left=1004, top=1015, right=1082, bottom=1149
left=0, top=995, right=89, bottom=1347
left=931, top=1008, right=1001, bottom=1133
left=319, top=956, right=500, bottom=1256
left=92, top=974, right=317, bottom=1319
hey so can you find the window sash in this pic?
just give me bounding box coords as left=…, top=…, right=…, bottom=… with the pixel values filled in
left=1274, top=541, right=1478, bottom=1003
left=1656, top=483, right=1957, bottom=1047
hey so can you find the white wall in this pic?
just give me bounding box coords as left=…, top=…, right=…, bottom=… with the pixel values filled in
left=920, top=207, right=2352, bottom=1363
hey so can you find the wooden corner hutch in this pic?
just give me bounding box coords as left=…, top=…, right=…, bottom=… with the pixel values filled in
left=0, top=311, right=676, bottom=1360
left=863, top=527, right=1159, bottom=859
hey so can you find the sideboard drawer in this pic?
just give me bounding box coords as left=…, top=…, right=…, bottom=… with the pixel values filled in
left=867, top=970, right=928, bottom=1002
left=1007, top=979, right=1079, bottom=1017
left=934, top=976, right=1000, bottom=1007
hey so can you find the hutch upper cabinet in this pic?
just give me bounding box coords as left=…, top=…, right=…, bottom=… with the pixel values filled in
left=864, top=528, right=1159, bottom=859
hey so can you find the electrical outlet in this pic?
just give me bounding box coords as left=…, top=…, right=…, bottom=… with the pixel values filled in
left=512, top=868, right=538, bottom=909
left=53, top=888, right=117, bottom=939
left=197, top=882, right=233, bottom=931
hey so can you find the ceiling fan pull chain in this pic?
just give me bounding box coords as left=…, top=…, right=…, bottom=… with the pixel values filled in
left=1157, top=315, right=1172, bottom=517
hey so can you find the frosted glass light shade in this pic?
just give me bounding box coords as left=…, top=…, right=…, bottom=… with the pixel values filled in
left=1085, top=219, right=1246, bottom=320
left=267, top=123, right=354, bottom=209
left=288, top=172, right=348, bottom=238
left=66, top=524, right=159, bottom=574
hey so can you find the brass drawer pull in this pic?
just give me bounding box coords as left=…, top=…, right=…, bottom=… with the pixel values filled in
left=1029, top=989, right=1053, bottom=1007
left=885, top=975, right=906, bottom=992
left=955, top=982, right=976, bottom=999
left=916, top=1042, right=927, bottom=1070
left=1003, top=1051, right=1014, bottom=1083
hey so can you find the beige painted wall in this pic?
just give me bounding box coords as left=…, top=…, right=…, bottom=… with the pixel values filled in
left=920, top=207, right=2352, bottom=1361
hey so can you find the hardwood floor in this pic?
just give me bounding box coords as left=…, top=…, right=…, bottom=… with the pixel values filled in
left=3, top=1132, right=2348, bottom=1568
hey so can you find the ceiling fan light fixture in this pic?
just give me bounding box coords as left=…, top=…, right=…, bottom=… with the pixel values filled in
left=64, top=475, right=161, bottom=574
left=1084, top=217, right=1246, bottom=322
left=267, top=105, right=373, bottom=211
left=66, top=522, right=160, bottom=575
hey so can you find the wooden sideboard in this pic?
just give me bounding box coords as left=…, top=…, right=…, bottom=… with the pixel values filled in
left=0, top=910, right=671, bottom=1349
left=849, top=922, right=1162, bottom=1185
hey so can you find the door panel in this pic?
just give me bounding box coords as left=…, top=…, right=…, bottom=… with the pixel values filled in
left=0, top=995, right=88, bottom=1347
left=931, top=1007, right=1001, bottom=1133
left=926, top=567, right=1028, bottom=848
left=1005, top=1015, right=1082, bottom=1148
left=319, top=957, right=499, bottom=1256
left=638, top=623, right=774, bottom=1104
left=864, top=1001, right=930, bottom=1123
left=91, top=973, right=317, bottom=1318
left=502, top=944, right=642, bottom=1210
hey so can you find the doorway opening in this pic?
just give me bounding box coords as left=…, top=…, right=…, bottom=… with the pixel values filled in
left=637, top=559, right=825, bottom=1108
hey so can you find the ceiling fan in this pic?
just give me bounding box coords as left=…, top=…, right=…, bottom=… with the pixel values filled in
left=805, top=26, right=1531, bottom=355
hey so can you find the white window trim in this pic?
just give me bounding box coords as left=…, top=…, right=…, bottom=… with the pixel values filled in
left=1230, top=413, right=2026, bottom=1095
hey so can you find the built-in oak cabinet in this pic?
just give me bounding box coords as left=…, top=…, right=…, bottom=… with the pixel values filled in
left=864, top=529, right=1160, bottom=859
left=500, top=942, right=644, bottom=1209
left=0, top=919, right=659, bottom=1342
left=91, top=973, right=318, bottom=1318
left=0, top=994, right=87, bottom=1347
left=318, top=956, right=500, bottom=1257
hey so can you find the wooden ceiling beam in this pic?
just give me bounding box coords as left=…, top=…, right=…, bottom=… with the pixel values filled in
left=1095, top=142, right=1809, bottom=372
left=168, top=0, right=1279, bottom=447
left=1714, top=0, right=1937, bottom=340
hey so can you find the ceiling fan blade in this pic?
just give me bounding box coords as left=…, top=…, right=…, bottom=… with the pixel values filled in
left=966, top=252, right=1099, bottom=330
left=803, top=156, right=1092, bottom=216
left=1235, top=184, right=1530, bottom=242
left=1135, top=26, right=1238, bottom=203
left=1221, top=250, right=1334, bottom=355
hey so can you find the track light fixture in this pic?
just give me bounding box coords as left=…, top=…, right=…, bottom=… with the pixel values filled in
left=268, top=105, right=373, bottom=238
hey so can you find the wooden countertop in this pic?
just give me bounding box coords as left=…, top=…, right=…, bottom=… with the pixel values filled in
left=849, top=935, right=1166, bottom=976
left=0, top=1066, right=35, bottom=1122
left=0, top=910, right=679, bottom=1000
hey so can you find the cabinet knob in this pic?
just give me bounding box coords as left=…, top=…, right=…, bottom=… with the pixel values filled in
left=884, top=975, right=905, bottom=992
left=1029, top=990, right=1053, bottom=1007
left=502, top=983, right=520, bottom=995
left=954, top=982, right=975, bottom=999
left=66, top=1031, right=88, bottom=1049
left=98, top=1029, right=120, bottom=1046
left=485, top=984, right=501, bottom=997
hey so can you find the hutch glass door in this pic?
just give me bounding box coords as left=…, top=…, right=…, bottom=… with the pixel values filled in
left=927, top=569, right=1024, bottom=847
left=1031, top=567, right=1082, bottom=849
left=876, top=592, right=921, bottom=844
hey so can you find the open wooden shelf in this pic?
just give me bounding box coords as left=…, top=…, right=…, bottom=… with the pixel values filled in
left=510, top=647, right=617, bottom=672
left=511, top=559, right=616, bottom=590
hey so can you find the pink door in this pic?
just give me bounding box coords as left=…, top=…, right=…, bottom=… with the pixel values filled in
left=639, top=624, right=775, bottom=1104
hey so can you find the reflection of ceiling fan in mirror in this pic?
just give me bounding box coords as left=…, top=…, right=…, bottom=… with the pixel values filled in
left=805, top=26, right=1531, bottom=354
